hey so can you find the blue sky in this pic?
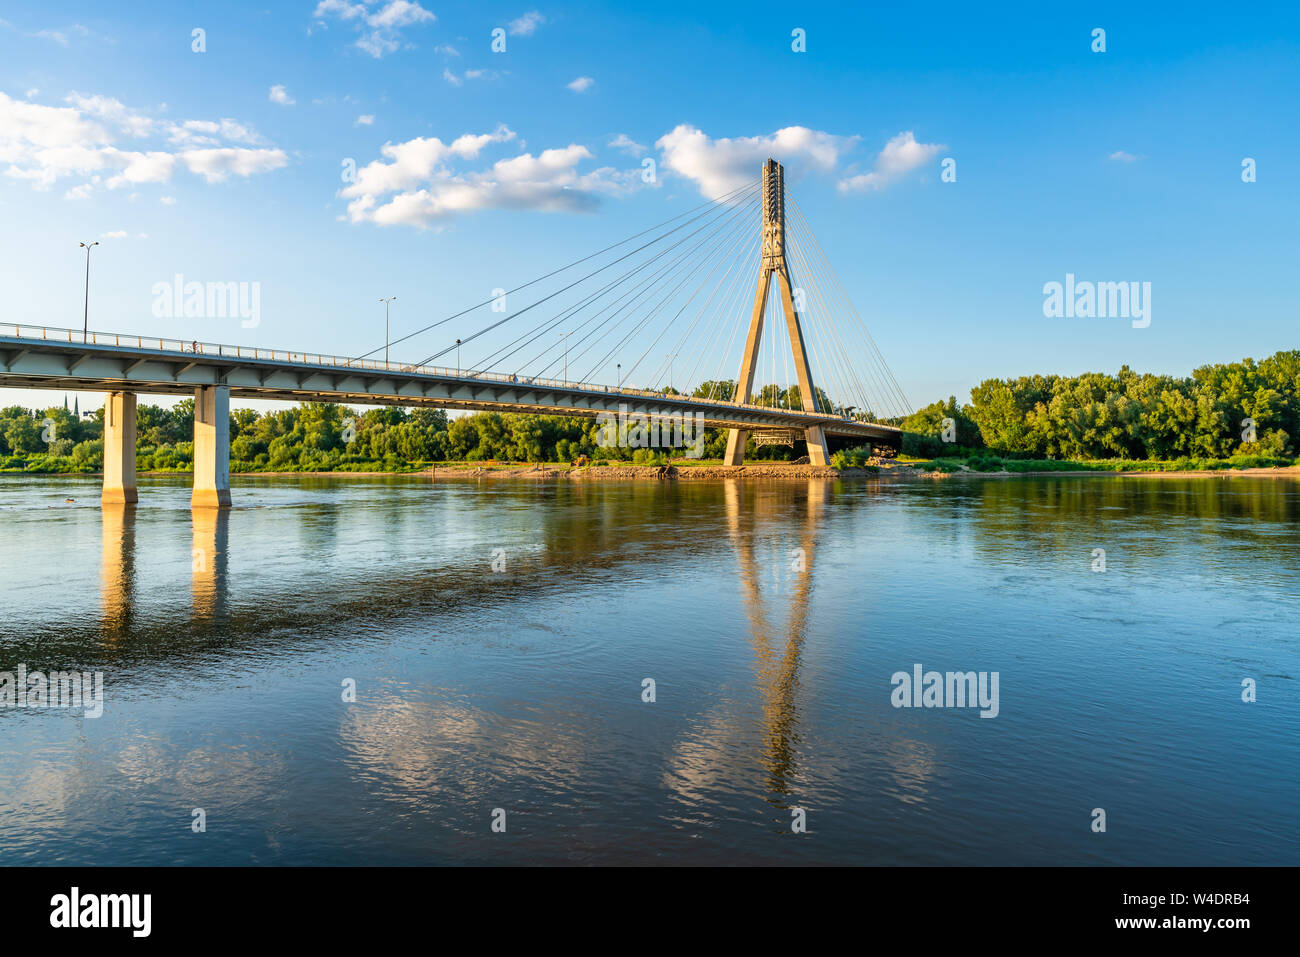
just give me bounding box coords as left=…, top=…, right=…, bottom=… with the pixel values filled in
left=1, top=1, right=1298, bottom=414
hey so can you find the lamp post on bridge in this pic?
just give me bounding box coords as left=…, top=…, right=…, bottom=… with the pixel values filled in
left=379, top=297, right=396, bottom=365
left=456, top=339, right=462, bottom=376
left=616, top=363, right=621, bottom=389
left=667, top=352, right=678, bottom=393
left=79, top=241, right=98, bottom=344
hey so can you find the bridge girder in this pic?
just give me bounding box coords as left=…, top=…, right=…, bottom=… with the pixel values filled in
left=0, top=332, right=900, bottom=447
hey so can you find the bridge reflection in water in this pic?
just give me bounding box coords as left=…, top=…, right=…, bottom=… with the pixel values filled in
left=191, top=507, right=230, bottom=623
left=91, top=477, right=842, bottom=827
left=19, top=472, right=1295, bottom=864
left=727, top=479, right=823, bottom=802
left=100, top=504, right=136, bottom=643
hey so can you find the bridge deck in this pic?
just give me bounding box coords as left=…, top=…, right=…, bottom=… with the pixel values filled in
left=0, top=325, right=901, bottom=446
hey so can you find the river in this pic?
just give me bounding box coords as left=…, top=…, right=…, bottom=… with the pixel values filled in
left=1, top=473, right=1296, bottom=864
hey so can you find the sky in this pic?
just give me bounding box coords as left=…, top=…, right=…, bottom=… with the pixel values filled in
left=1, top=1, right=1298, bottom=415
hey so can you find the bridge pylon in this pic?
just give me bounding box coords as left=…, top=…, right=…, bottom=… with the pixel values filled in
left=723, top=159, right=830, bottom=467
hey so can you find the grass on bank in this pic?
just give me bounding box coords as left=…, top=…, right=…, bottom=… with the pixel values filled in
left=7, top=448, right=1300, bottom=476
left=901, top=453, right=1300, bottom=473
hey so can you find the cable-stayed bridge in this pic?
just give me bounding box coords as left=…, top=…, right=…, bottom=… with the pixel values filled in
left=0, top=159, right=910, bottom=506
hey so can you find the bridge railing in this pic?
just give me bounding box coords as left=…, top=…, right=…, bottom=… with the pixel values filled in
left=2, top=323, right=893, bottom=429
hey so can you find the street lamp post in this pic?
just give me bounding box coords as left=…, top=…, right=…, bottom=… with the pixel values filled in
left=79, top=241, right=98, bottom=343
left=379, top=297, right=396, bottom=365
left=456, top=339, right=462, bottom=375
left=617, top=363, right=621, bottom=389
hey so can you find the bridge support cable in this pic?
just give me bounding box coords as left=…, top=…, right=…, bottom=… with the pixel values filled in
left=469, top=191, right=759, bottom=379
left=784, top=228, right=880, bottom=418
left=787, top=195, right=912, bottom=417
left=686, top=243, right=761, bottom=403
left=689, top=238, right=762, bottom=400
left=414, top=184, right=760, bottom=369
left=785, top=206, right=898, bottom=419
left=783, top=215, right=885, bottom=418
left=608, top=207, right=764, bottom=390
left=431, top=187, right=756, bottom=372
left=513, top=192, right=760, bottom=383
left=780, top=202, right=888, bottom=419
left=644, top=225, right=762, bottom=393
left=523, top=192, right=759, bottom=383
left=353, top=179, right=758, bottom=364
left=571, top=195, right=761, bottom=385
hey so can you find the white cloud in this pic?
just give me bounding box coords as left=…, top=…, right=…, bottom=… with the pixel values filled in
left=314, top=0, right=435, bottom=58
left=444, top=67, right=498, bottom=85
left=167, top=118, right=263, bottom=147
left=508, top=11, right=545, bottom=36
left=1108, top=150, right=1142, bottom=163
left=356, top=114, right=375, bottom=125
left=656, top=124, right=855, bottom=197
left=367, top=0, right=432, bottom=28
left=0, top=91, right=286, bottom=196
left=313, top=0, right=366, bottom=19
left=567, top=76, right=594, bottom=93
left=340, top=126, right=641, bottom=227
left=608, top=133, right=645, bottom=155
left=181, top=148, right=289, bottom=183
left=434, top=43, right=460, bottom=56
left=99, top=230, right=128, bottom=239
left=65, top=92, right=155, bottom=137
left=160, top=196, right=177, bottom=205
left=25, top=23, right=91, bottom=46
left=837, top=130, right=945, bottom=193
left=269, top=84, right=295, bottom=106
left=103, top=149, right=176, bottom=187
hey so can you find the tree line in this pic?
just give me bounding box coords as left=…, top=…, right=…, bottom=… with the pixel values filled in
left=897, top=351, right=1300, bottom=462
left=3, top=352, right=1297, bottom=472
left=0, top=378, right=797, bottom=473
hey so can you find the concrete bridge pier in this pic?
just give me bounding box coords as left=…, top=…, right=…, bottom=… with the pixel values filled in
left=723, top=428, right=749, bottom=466
left=724, top=425, right=830, bottom=466
left=192, top=385, right=231, bottom=508
left=101, top=391, right=138, bottom=504
left=804, top=425, right=830, bottom=466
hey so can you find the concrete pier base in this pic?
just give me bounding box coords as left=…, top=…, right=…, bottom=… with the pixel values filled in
left=192, top=385, right=231, bottom=508
left=723, top=428, right=749, bottom=466
left=804, top=425, right=830, bottom=466
left=101, top=392, right=138, bottom=504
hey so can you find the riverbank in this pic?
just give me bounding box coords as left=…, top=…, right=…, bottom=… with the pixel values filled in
left=7, top=461, right=1300, bottom=481
left=920, top=465, right=1300, bottom=480
left=237, top=461, right=1300, bottom=481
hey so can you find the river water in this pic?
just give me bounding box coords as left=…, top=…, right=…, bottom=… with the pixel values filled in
left=0, top=473, right=1297, bottom=865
